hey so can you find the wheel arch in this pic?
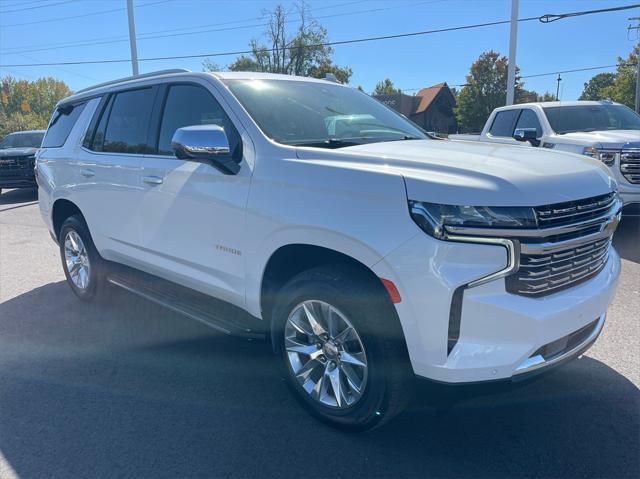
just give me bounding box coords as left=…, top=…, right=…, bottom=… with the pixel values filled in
left=259, top=243, right=395, bottom=326
left=51, top=199, right=85, bottom=241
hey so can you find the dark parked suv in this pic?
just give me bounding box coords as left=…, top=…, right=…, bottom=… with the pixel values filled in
left=0, top=129, right=45, bottom=195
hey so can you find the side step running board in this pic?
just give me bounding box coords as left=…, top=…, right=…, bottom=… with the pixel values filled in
left=106, top=264, right=266, bottom=340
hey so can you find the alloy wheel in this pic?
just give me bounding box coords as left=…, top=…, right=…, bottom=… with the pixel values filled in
left=64, top=230, right=91, bottom=290
left=284, top=300, right=368, bottom=408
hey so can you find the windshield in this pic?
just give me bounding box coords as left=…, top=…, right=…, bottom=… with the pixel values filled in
left=543, top=104, right=640, bottom=134
left=223, top=79, right=428, bottom=147
left=0, top=131, right=45, bottom=149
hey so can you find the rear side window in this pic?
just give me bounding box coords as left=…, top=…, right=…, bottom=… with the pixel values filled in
left=42, top=102, right=86, bottom=148
left=99, top=88, right=155, bottom=154
left=156, top=83, right=241, bottom=157
left=489, top=110, right=519, bottom=137
left=514, top=109, right=542, bottom=137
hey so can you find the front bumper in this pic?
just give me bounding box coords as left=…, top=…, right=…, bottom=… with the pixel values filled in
left=618, top=184, right=640, bottom=207
left=0, top=173, right=36, bottom=189
left=372, top=233, right=620, bottom=384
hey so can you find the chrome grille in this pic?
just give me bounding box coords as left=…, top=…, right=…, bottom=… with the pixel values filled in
left=620, top=149, right=640, bottom=184
left=534, top=192, right=616, bottom=228
left=442, top=191, right=621, bottom=299
left=506, top=238, right=611, bottom=297
left=0, top=156, right=31, bottom=170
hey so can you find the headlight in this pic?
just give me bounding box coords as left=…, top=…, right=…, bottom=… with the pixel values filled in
left=583, top=147, right=615, bottom=166
left=409, top=201, right=537, bottom=239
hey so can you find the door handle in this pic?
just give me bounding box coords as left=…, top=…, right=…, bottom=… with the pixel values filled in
left=143, top=175, right=163, bottom=185
left=80, top=168, right=95, bottom=178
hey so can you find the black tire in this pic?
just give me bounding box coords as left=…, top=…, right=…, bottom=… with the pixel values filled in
left=271, top=264, right=414, bottom=431
left=59, top=214, right=109, bottom=302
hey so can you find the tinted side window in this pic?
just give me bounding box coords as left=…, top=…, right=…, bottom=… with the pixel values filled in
left=515, top=109, right=542, bottom=137
left=91, top=95, right=114, bottom=152
left=489, top=110, right=519, bottom=137
left=102, top=88, right=155, bottom=154
left=157, top=84, right=240, bottom=156
left=42, top=102, right=86, bottom=148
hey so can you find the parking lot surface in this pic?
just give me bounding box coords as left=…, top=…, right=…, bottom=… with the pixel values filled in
left=0, top=188, right=638, bottom=479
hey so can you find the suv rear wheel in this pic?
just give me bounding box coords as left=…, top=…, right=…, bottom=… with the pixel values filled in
left=59, top=215, right=109, bottom=302
left=272, top=265, right=413, bottom=431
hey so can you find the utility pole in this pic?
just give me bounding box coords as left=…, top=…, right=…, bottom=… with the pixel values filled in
left=630, top=17, right=639, bottom=113
left=127, top=0, right=139, bottom=76
left=555, top=74, right=562, bottom=100
left=636, top=46, right=639, bottom=113
left=506, top=0, right=519, bottom=105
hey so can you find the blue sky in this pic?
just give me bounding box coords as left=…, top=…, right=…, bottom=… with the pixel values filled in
left=0, top=0, right=637, bottom=99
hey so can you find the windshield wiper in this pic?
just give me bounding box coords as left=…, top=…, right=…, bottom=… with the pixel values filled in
left=287, top=138, right=367, bottom=149
left=378, top=135, right=422, bottom=142
left=289, top=135, right=425, bottom=149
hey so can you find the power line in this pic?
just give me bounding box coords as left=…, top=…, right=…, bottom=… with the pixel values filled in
left=399, top=63, right=636, bottom=93
left=521, top=62, right=635, bottom=79
left=0, top=0, right=174, bottom=28
left=0, top=0, right=53, bottom=9
left=539, top=3, right=640, bottom=23
left=1, top=3, right=637, bottom=68
left=0, top=18, right=540, bottom=67
left=0, top=0, right=434, bottom=55
left=0, top=0, right=76, bottom=14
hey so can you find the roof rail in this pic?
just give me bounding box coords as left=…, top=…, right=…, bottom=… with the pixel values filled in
left=75, top=69, right=190, bottom=94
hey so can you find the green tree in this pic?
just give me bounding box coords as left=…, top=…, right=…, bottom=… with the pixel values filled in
left=205, top=3, right=351, bottom=83
left=537, top=91, right=558, bottom=102
left=455, top=50, right=531, bottom=133
left=579, top=73, right=616, bottom=101
left=372, top=78, right=401, bottom=95
left=0, top=76, right=72, bottom=138
left=202, top=59, right=221, bottom=72
left=600, top=45, right=638, bottom=108
left=307, top=60, right=352, bottom=83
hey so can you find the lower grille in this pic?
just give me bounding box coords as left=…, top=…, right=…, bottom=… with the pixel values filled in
left=529, top=319, right=599, bottom=361
left=621, top=149, right=640, bottom=184
left=506, top=238, right=611, bottom=297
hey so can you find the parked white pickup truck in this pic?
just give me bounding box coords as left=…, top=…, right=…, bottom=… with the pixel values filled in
left=450, top=101, right=640, bottom=210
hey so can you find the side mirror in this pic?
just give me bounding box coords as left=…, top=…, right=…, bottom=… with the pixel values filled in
left=171, top=125, right=240, bottom=175
left=513, top=128, right=540, bottom=147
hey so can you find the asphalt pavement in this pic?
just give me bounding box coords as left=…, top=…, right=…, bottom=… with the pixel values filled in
left=0, top=187, right=638, bottom=479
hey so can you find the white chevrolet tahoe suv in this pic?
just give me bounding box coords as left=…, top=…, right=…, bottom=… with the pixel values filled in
left=37, top=70, right=622, bottom=431
left=449, top=101, right=640, bottom=211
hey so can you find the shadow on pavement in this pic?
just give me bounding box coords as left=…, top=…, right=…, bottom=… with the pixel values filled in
left=0, top=282, right=638, bottom=478
left=0, top=188, right=37, bottom=206
left=614, top=215, right=640, bottom=264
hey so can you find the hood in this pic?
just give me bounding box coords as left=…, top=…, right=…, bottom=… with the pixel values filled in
left=296, top=139, right=615, bottom=206
left=558, top=129, right=640, bottom=149
left=0, top=147, right=38, bottom=157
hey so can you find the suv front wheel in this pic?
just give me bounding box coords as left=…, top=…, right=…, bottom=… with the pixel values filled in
left=272, top=265, right=413, bottom=431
